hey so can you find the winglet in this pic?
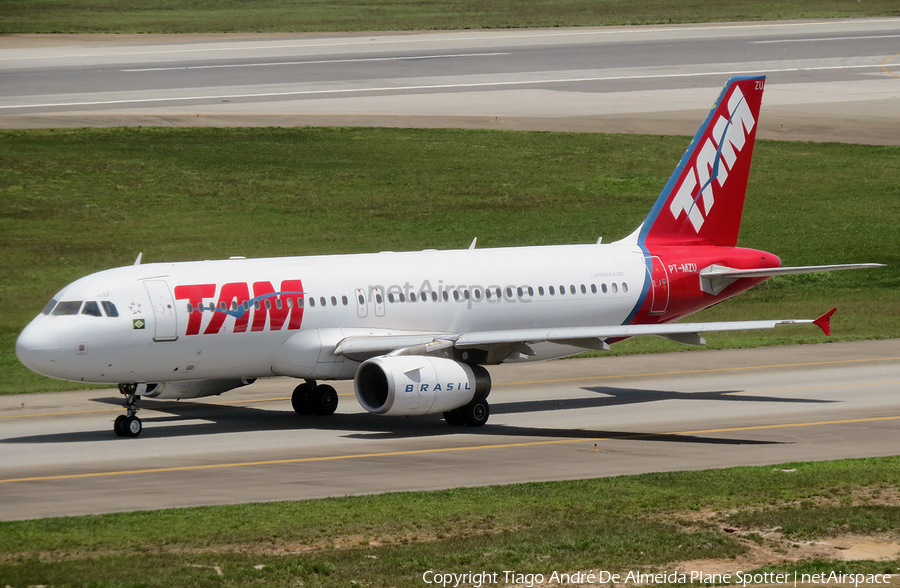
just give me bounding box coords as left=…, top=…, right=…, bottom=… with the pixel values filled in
left=813, top=307, right=837, bottom=336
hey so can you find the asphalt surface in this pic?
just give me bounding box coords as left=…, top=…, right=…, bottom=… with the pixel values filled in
left=1, top=339, right=898, bottom=520
left=1, top=18, right=899, bottom=143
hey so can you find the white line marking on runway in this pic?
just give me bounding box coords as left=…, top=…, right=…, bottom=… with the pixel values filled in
left=122, top=52, right=511, bottom=72
left=0, top=62, right=890, bottom=111
left=752, top=34, right=900, bottom=44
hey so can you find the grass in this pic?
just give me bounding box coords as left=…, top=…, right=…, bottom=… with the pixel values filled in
left=0, top=457, right=898, bottom=586
left=0, top=0, right=898, bottom=34
left=1, top=127, right=897, bottom=394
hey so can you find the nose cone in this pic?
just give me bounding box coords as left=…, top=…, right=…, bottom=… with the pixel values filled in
left=16, top=319, right=60, bottom=377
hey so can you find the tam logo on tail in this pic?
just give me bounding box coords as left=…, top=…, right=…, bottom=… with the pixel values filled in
left=669, top=84, right=757, bottom=232
left=640, top=76, right=765, bottom=248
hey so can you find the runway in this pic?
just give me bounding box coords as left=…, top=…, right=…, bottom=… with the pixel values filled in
left=1, top=18, right=900, bottom=143
left=1, top=339, right=898, bottom=521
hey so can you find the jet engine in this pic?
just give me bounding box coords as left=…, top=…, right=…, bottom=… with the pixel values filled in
left=354, top=355, right=491, bottom=416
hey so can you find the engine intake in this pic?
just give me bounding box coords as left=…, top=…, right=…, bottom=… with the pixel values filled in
left=355, top=355, right=491, bottom=416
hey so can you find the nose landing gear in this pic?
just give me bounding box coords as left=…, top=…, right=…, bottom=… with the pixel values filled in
left=114, top=383, right=143, bottom=437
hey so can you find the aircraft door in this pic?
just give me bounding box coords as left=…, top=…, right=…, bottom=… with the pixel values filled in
left=355, top=288, right=368, bottom=318
left=143, top=280, right=179, bottom=341
left=648, top=256, right=670, bottom=315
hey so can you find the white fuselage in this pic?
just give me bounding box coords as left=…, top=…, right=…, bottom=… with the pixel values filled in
left=17, top=242, right=648, bottom=386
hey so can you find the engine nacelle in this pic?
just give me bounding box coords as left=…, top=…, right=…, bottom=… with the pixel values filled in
left=354, top=356, right=491, bottom=416
left=139, top=378, right=256, bottom=399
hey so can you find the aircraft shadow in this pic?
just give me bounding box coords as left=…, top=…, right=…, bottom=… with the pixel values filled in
left=1, top=385, right=799, bottom=446
left=492, top=385, right=835, bottom=416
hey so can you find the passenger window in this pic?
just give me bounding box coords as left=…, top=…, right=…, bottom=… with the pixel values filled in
left=42, top=299, right=59, bottom=315
left=581, top=284, right=587, bottom=294
left=453, top=291, right=460, bottom=301
left=612, top=283, right=618, bottom=293
left=559, top=286, right=565, bottom=296
left=570, top=285, right=576, bottom=295
left=431, top=292, right=438, bottom=302
left=506, top=287, right=513, bottom=299
left=82, top=301, right=103, bottom=317
left=591, top=284, right=597, bottom=294
left=358, top=294, right=365, bottom=305
left=442, top=291, right=449, bottom=301
left=265, top=300, right=272, bottom=310
left=376, top=293, right=383, bottom=304
left=410, top=292, right=417, bottom=302
left=52, top=301, right=82, bottom=315
left=320, top=297, right=327, bottom=307
left=601, top=283, right=608, bottom=294
left=331, top=296, right=337, bottom=306
left=549, top=286, right=555, bottom=295
left=399, top=293, right=406, bottom=303
left=538, top=286, right=544, bottom=296
left=622, top=283, right=628, bottom=293
left=342, top=296, right=349, bottom=306
left=101, top=301, right=119, bottom=317
left=297, top=297, right=304, bottom=307
left=464, top=290, right=470, bottom=300
left=485, top=289, right=492, bottom=300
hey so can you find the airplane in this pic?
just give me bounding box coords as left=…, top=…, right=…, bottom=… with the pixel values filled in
left=16, top=75, right=882, bottom=438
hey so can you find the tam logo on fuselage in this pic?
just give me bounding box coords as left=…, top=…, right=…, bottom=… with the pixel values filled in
left=669, top=86, right=756, bottom=232
left=174, top=280, right=304, bottom=336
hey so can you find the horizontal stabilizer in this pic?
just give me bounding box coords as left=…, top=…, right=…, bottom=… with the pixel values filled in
left=700, top=263, right=885, bottom=295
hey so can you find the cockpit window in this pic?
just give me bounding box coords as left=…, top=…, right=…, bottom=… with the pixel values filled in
left=101, top=301, right=119, bottom=317
left=82, top=301, right=103, bottom=317
left=42, top=299, right=59, bottom=315
left=52, top=301, right=83, bottom=315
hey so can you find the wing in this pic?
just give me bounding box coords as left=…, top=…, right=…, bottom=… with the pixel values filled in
left=333, top=308, right=836, bottom=363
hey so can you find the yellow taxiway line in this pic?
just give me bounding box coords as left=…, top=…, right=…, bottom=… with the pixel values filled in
left=1, top=414, right=898, bottom=485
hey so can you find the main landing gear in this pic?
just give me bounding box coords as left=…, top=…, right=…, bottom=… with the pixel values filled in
left=114, top=383, right=143, bottom=437
left=291, top=380, right=339, bottom=416
left=443, top=398, right=490, bottom=427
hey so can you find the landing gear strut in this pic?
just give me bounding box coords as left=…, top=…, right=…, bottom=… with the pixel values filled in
left=114, top=383, right=143, bottom=437
left=292, top=380, right=339, bottom=416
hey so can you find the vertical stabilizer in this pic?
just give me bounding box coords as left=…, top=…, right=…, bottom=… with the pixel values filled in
left=638, top=76, right=765, bottom=248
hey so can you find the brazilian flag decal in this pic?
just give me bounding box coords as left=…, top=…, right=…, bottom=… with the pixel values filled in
left=133, top=319, right=145, bottom=330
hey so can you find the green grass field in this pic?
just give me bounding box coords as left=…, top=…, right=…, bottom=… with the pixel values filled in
left=0, top=0, right=898, bottom=33
left=1, top=457, right=898, bottom=586
left=2, top=127, right=897, bottom=394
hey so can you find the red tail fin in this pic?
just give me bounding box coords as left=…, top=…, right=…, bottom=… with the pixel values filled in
left=637, top=76, right=765, bottom=248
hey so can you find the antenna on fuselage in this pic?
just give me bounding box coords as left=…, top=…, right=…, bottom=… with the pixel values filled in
left=134, top=252, right=143, bottom=266
left=468, top=237, right=477, bottom=250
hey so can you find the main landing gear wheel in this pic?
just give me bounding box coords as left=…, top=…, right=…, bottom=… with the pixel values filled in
left=310, top=385, right=338, bottom=416
left=291, top=381, right=315, bottom=415
left=462, top=399, right=489, bottom=427
left=292, top=381, right=339, bottom=416
left=445, top=399, right=490, bottom=427
left=114, top=383, right=143, bottom=437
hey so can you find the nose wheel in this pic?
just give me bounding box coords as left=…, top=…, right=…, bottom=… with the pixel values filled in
left=115, top=383, right=143, bottom=437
